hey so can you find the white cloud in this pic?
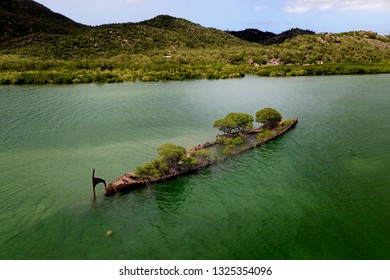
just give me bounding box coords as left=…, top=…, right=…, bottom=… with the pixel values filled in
left=254, top=5, right=268, bottom=12
left=284, top=5, right=309, bottom=13
left=284, top=0, right=390, bottom=13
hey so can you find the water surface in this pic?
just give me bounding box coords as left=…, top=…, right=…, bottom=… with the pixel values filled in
left=0, top=75, right=389, bottom=259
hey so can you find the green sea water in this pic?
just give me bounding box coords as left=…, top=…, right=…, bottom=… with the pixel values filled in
left=0, top=75, right=389, bottom=259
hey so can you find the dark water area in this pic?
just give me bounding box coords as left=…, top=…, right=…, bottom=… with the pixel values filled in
left=0, top=75, right=389, bottom=259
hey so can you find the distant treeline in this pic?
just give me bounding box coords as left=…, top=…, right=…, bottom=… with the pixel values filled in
left=1, top=57, right=389, bottom=85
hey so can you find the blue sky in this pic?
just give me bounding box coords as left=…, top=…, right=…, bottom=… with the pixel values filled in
left=34, top=0, right=390, bottom=34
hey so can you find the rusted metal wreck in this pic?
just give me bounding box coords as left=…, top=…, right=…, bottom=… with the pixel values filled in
left=92, top=118, right=298, bottom=197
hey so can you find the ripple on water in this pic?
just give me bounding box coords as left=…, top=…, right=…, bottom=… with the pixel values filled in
left=1, top=76, right=389, bottom=259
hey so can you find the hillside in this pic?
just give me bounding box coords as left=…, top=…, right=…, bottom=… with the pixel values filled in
left=0, top=1, right=249, bottom=59
left=228, top=28, right=315, bottom=45
left=0, top=16, right=248, bottom=59
left=1, top=0, right=388, bottom=62
left=0, top=0, right=390, bottom=84
left=0, top=0, right=86, bottom=42
left=250, top=31, right=390, bottom=65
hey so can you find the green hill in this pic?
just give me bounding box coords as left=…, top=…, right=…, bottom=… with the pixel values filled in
left=0, top=17, right=248, bottom=59
left=228, top=28, right=315, bottom=45
left=0, top=6, right=249, bottom=59
left=251, top=31, right=390, bottom=65
left=0, top=0, right=86, bottom=42
left=0, top=0, right=390, bottom=84
left=1, top=0, right=388, bottom=62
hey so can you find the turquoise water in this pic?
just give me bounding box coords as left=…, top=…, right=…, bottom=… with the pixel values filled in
left=0, top=75, right=389, bottom=259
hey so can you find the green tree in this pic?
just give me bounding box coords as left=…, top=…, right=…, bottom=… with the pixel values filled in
left=134, top=159, right=168, bottom=179
left=256, top=108, right=282, bottom=129
left=213, top=112, right=253, bottom=135
left=157, top=143, right=187, bottom=167
left=226, top=112, right=254, bottom=134
left=213, top=117, right=237, bottom=135
left=135, top=143, right=202, bottom=178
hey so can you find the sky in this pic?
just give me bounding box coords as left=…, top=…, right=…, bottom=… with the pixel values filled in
left=34, top=0, right=390, bottom=34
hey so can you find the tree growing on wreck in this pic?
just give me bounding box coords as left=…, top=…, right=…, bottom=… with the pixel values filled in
left=134, top=143, right=200, bottom=179
left=134, top=159, right=168, bottom=179
left=157, top=143, right=187, bottom=167
left=157, top=143, right=200, bottom=172
left=256, top=107, right=282, bottom=129
left=213, top=112, right=254, bottom=136
left=190, top=149, right=212, bottom=160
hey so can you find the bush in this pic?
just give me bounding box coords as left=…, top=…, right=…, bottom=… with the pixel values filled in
left=181, top=156, right=199, bottom=167
left=280, top=119, right=294, bottom=127
left=134, top=143, right=203, bottom=178
left=256, top=129, right=275, bottom=141
left=134, top=159, right=168, bottom=179
left=216, top=136, right=244, bottom=146
left=157, top=143, right=187, bottom=167
left=190, top=149, right=212, bottom=160
left=223, top=145, right=236, bottom=156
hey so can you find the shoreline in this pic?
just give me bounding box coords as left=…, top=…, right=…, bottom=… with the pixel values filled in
left=1, top=63, right=390, bottom=85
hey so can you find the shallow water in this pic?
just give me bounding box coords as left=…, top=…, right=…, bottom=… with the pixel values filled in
left=0, top=75, right=389, bottom=259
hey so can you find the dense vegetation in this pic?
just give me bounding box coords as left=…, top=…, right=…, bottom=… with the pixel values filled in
left=134, top=143, right=211, bottom=180
left=1, top=0, right=390, bottom=84
left=214, top=108, right=287, bottom=155
left=134, top=107, right=288, bottom=178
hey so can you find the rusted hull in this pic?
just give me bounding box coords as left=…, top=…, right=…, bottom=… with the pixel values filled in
left=105, top=162, right=211, bottom=196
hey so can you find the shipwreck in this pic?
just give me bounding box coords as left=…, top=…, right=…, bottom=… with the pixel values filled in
left=92, top=111, right=298, bottom=197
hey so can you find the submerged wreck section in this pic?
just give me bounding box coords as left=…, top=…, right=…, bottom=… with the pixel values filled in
left=103, top=117, right=298, bottom=197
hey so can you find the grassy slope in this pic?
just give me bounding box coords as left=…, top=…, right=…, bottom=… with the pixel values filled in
left=0, top=15, right=248, bottom=58
left=0, top=0, right=85, bottom=40
left=0, top=2, right=390, bottom=84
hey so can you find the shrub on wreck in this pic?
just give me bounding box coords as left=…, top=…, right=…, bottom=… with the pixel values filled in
left=190, top=149, right=212, bottom=160
left=256, top=108, right=282, bottom=129
left=256, top=129, right=275, bottom=141
left=216, top=136, right=244, bottom=146
left=157, top=143, right=187, bottom=167
left=223, top=144, right=236, bottom=156
left=134, top=159, right=168, bottom=179
left=135, top=143, right=200, bottom=179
